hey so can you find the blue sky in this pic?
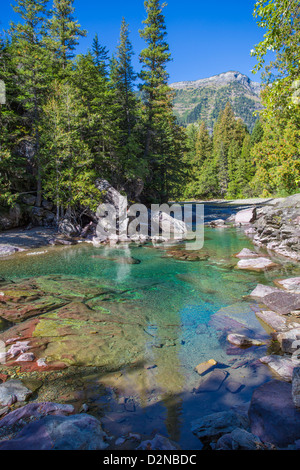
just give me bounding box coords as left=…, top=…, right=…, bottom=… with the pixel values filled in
left=0, top=0, right=265, bottom=83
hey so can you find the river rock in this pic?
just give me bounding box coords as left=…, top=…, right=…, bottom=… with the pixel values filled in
left=0, top=402, right=75, bottom=430
left=151, top=210, right=187, bottom=238
left=0, top=380, right=32, bottom=406
left=191, top=410, right=249, bottom=444
left=277, top=328, right=300, bottom=354
left=227, top=334, right=264, bottom=348
left=0, top=245, right=25, bottom=257
left=225, top=379, right=244, bottom=394
left=195, top=359, right=217, bottom=376
left=137, top=434, right=181, bottom=450
left=275, top=277, right=300, bottom=294
left=15, top=353, right=35, bottom=362
left=58, top=219, right=80, bottom=237
left=235, top=248, right=258, bottom=259
left=237, top=257, right=279, bottom=271
left=0, top=413, right=108, bottom=450
left=249, top=194, right=300, bottom=261
left=249, top=284, right=282, bottom=299
left=193, top=369, right=229, bottom=393
left=235, top=208, right=256, bottom=225
left=209, top=219, right=227, bottom=227
left=249, top=379, right=300, bottom=447
left=215, top=428, right=267, bottom=450
left=259, top=355, right=298, bottom=381
left=260, top=291, right=300, bottom=315
left=255, top=310, right=287, bottom=332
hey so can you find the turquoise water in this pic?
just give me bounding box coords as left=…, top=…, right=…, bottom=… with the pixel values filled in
left=0, top=224, right=300, bottom=449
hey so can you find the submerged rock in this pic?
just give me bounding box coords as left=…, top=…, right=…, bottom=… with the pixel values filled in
left=91, top=255, right=141, bottom=264
left=195, top=359, right=217, bottom=376
left=164, top=247, right=209, bottom=262
left=0, top=402, right=74, bottom=430
left=249, top=380, right=300, bottom=447
left=193, top=369, right=229, bottom=393
left=0, top=413, right=108, bottom=450
left=191, top=410, right=249, bottom=444
left=215, top=428, right=268, bottom=450
left=137, top=434, right=181, bottom=451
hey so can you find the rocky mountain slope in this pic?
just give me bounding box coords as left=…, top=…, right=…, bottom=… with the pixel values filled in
left=170, top=71, right=263, bottom=132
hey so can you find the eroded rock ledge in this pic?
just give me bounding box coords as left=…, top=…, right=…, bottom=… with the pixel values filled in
left=245, top=193, right=300, bottom=261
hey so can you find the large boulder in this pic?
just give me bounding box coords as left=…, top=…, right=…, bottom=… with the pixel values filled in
left=259, top=355, right=298, bottom=381
left=235, top=208, right=256, bottom=225
left=260, top=291, right=300, bottom=315
left=191, top=410, right=249, bottom=444
left=0, top=204, right=29, bottom=231
left=248, top=194, right=300, bottom=261
left=0, top=380, right=32, bottom=406
left=249, top=380, right=300, bottom=447
left=0, top=413, right=108, bottom=450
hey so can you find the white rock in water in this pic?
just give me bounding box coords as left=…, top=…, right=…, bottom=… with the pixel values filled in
left=249, top=284, right=282, bottom=298
left=151, top=211, right=187, bottom=237
left=235, top=208, right=256, bottom=225
left=235, top=248, right=259, bottom=259
left=237, top=257, right=278, bottom=271
left=227, top=333, right=264, bottom=347
left=275, top=277, right=300, bottom=294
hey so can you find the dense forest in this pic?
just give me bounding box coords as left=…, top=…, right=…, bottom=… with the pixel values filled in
left=0, top=0, right=299, bottom=226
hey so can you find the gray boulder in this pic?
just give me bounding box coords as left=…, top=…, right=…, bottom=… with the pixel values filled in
left=0, top=380, right=32, bottom=406
left=261, top=291, right=300, bottom=315
left=215, top=428, right=268, bottom=450
left=0, top=414, right=108, bottom=450
left=191, top=410, right=249, bottom=444
left=249, top=379, right=300, bottom=447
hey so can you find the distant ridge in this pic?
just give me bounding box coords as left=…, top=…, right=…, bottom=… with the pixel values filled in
left=170, top=71, right=262, bottom=132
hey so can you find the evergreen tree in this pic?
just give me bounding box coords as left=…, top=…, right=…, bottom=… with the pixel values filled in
left=109, top=18, right=143, bottom=191
left=9, top=0, right=51, bottom=206
left=0, top=35, right=28, bottom=206
left=92, top=34, right=109, bottom=76
left=139, top=0, right=185, bottom=203
left=49, top=0, right=86, bottom=74
left=41, top=81, right=99, bottom=220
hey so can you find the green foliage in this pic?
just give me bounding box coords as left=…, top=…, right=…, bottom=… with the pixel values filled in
left=250, top=0, right=300, bottom=196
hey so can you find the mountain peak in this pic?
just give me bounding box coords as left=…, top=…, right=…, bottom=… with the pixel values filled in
left=170, top=70, right=263, bottom=132
left=170, top=71, right=261, bottom=96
